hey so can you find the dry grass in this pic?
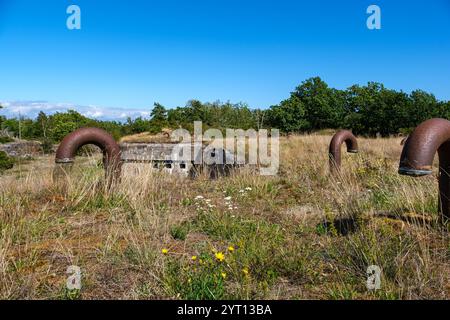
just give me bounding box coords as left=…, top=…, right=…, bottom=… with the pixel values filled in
left=119, top=129, right=173, bottom=144
left=0, top=134, right=448, bottom=300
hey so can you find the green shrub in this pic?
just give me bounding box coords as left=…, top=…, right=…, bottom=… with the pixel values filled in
left=0, top=151, right=14, bottom=172
left=40, top=138, right=54, bottom=154
left=170, top=222, right=191, bottom=240
left=0, top=136, right=14, bottom=144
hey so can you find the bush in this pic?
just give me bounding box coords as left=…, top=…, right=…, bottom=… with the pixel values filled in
left=0, top=151, right=14, bottom=172
left=40, top=138, right=54, bottom=154
left=0, top=136, right=14, bottom=144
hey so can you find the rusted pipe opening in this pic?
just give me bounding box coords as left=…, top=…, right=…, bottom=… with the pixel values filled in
left=398, top=167, right=432, bottom=176
left=54, top=127, right=122, bottom=183
left=398, top=118, right=450, bottom=222
left=329, top=130, right=359, bottom=173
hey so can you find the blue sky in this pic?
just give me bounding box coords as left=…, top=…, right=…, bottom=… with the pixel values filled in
left=0, top=0, right=450, bottom=120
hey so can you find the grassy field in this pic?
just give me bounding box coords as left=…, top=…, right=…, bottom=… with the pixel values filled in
left=0, top=134, right=448, bottom=300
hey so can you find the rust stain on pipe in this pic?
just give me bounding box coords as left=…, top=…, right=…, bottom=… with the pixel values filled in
left=55, top=127, right=122, bottom=181
left=329, top=130, right=358, bottom=173
left=398, top=118, right=450, bottom=222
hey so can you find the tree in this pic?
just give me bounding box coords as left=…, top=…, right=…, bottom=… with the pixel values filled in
left=150, top=103, right=167, bottom=123
left=124, top=116, right=149, bottom=135
left=34, top=111, right=49, bottom=138
left=149, top=103, right=168, bottom=133
left=0, top=78, right=449, bottom=139
left=345, top=83, right=410, bottom=136
left=254, top=109, right=266, bottom=130
left=267, top=96, right=309, bottom=133
left=168, top=107, right=189, bottom=127
left=268, top=77, right=347, bottom=132
left=186, top=100, right=209, bottom=123
left=47, top=110, right=90, bottom=142
left=292, top=77, right=346, bottom=130
left=409, top=90, right=439, bottom=125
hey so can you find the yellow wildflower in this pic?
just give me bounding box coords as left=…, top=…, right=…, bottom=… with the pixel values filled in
left=215, top=252, right=225, bottom=262
left=221, top=272, right=227, bottom=279
left=191, top=255, right=197, bottom=261
left=242, top=268, right=249, bottom=276
left=161, top=248, right=169, bottom=254
left=228, top=246, right=235, bottom=252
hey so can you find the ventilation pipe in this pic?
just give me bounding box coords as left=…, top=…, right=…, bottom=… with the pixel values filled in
left=398, top=118, right=450, bottom=222
left=54, top=127, right=122, bottom=182
left=329, top=130, right=358, bottom=173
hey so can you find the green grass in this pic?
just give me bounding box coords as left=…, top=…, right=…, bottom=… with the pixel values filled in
left=0, top=135, right=448, bottom=300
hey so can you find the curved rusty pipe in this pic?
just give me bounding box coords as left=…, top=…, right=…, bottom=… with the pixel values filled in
left=398, top=118, right=450, bottom=221
left=55, top=127, right=122, bottom=181
left=329, top=130, right=359, bottom=173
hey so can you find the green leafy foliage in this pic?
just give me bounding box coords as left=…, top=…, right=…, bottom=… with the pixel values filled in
left=267, top=78, right=450, bottom=136
left=0, top=136, right=14, bottom=144
left=0, top=151, right=14, bottom=172
left=0, top=77, right=449, bottom=142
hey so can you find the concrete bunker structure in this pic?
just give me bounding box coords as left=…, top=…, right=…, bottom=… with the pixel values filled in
left=54, top=128, right=236, bottom=181
left=120, top=142, right=235, bottom=178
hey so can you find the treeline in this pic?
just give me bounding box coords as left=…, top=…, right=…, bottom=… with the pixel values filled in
left=267, top=77, right=450, bottom=136
left=1, top=77, right=449, bottom=144
left=0, top=101, right=259, bottom=144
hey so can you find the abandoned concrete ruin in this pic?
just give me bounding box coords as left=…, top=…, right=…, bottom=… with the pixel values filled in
left=120, top=142, right=235, bottom=178
left=54, top=127, right=237, bottom=181
left=0, top=141, right=43, bottom=158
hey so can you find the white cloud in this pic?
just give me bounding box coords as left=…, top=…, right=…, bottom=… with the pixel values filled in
left=0, top=100, right=151, bottom=122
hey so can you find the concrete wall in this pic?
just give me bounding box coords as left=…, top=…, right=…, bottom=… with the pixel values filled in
left=0, top=141, right=43, bottom=158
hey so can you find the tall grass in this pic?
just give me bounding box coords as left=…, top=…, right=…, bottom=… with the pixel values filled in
left=0, top=135, right=448, bottom=299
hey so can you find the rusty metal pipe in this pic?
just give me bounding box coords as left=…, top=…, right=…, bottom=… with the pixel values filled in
left=55, top=127, right=122, bottom=181
left=329, top=130, right=358, bottom=173
left=398, top=118, right=450, bottom=221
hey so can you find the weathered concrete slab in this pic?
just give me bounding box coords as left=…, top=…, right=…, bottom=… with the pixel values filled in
left=119, top=142, right=236, bottom=178
left=119, top=143, right=201, bottom=162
